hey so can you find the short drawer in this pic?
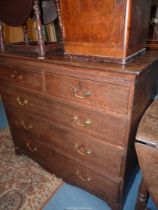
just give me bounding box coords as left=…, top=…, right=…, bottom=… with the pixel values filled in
left=0, top=83, right=47, bottom=116
left=6, top=107, right=125, bottom=178
left=45, top=73, right=130, bottom=114
left=0, top=66, right=43, bottom=91
left=13, top=135, right=121, bottom=205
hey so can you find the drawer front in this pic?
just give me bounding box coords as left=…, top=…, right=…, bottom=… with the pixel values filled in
left=6, top=107, right=124, bottom=178
left=46, top=97, right=127, bottom=147
left=0, top=83, right=47, bottom=116
left=45, top=73, right=130, bottom=114
left=0, top=83, right=127, bottom=146
left=13, top=134, right=121, bottom=204
left=0, top=66, right=43, bottom=91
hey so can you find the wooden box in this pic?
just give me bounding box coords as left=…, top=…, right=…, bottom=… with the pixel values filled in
left=146, top=0, right=158, bottom=49
left=58, top=0, right=151, bottom=63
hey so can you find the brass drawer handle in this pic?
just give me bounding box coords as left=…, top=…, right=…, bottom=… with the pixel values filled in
left=73, top=115, right=92, bottom=127
left=10, top=70, right=18, bottom=79
left=18, top=75, right=23, bottom=80
left=75, top=143, right=91, bottom=156
left=16, top=97, right=28, bottom=106
left=73, top=88, right=91, bottom=99
left=22, top=121, right=33, bottom=130
left=76, top=170, right=91, bottom=182
left=10, top=70, right=23, bottom=80
left=10, top=73, right=16, bottom=78
left=26, top=142, right=37, bottom=152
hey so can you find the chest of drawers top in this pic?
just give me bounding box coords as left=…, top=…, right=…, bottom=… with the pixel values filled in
left=0, top=50, right=158, bottom=75
left=0, top=51, right=157, bottom=95
left=0, top=51, right=157, bottom=115
left=0, top=51, right=157, bottom=89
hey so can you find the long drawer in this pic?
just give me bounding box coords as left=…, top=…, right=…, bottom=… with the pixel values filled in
left=45, top=72, right=131, bottom=114
left=45, top=96, right=128, bottom=147
left=1, top=83, right=128, bottom=147
left=12, top=133, right=122, bottom=206
left=0, top=66, right=43, bottom=91
left=6, top=107, right=125, bottom=178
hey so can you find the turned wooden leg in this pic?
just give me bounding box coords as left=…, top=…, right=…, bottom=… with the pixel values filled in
left=23, top=24, right=29, bottom=46
left=0, top=20, right=4, bottom=52
left=33, top=0, right=45, bottom=58
left=135, top=178, right=150, bottom=210
left=15, top=146, right=22, bottom=155
left=55, top=0, right=64, bottom=42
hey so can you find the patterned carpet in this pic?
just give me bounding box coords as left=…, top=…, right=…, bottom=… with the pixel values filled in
left=0, top=128, right=63, bottom=210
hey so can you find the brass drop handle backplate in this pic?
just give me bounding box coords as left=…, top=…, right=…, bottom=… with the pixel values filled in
left=76, top=170, right=91, bottom=182
left=10, top=70, right=17, bottom=78
left=75, top=143, right=91, bottom=156
left=16, top=97, right=28, bottom=106
left=10, top=73, right=16, bottom=78
left=26, top=142, right=37, bottom=152
left=73, top=115, right=92, bottom=127
left=22, top=121, right=33, bottom=130
left=73, top=88, right=91, bottom=99
left=10, top=70, right=23, bottom=80
left=18, top=75, right=23, bottom=80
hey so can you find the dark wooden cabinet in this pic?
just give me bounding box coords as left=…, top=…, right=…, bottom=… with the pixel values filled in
left=0, top=51, right=158, bottom=210
left=58, top=0, right=151, bottom=63
left=146, top=0, right=158, bottom=49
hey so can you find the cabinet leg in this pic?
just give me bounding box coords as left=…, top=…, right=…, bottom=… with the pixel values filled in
left=15, top=147, right=22, bottom=155
left=33, top=0, right=45, bottom=58
left=135, top=178, right=149, bottom=210
left=0, top=20, right=4, bottom=52
left=23, top=24, right=29, bottom=46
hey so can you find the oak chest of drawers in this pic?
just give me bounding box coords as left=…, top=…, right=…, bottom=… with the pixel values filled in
left=0, top=51, right=158, bottom=210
